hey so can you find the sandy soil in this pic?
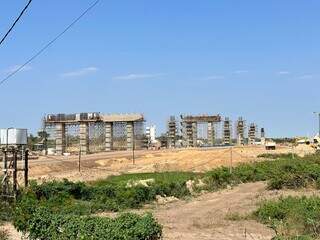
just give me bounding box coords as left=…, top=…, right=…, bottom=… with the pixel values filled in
left=26, top=145, right=302, bottom=182
left=99, top=182, right=320, bottom=240
left=2, top=145, right=316, bottom=239
left=3, top=181, right=320, bottom=240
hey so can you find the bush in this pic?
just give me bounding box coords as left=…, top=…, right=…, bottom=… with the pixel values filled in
left=203, top=154, right=320, bottom=191
left=10, top=153, right=320, bottom=239
left=257, top=153, right=298, bottom=159
left=255, top=196, right=320, bottom=238
left=20, top=208, right=162, bottom=240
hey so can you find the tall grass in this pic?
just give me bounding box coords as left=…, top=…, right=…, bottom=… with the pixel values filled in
left=255, top=196, right=320, bottom=239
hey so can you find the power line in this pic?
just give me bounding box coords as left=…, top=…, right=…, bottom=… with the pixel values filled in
left=0, top=0, right=33, bottom=47
left=0, top=0, right=100, bottom=87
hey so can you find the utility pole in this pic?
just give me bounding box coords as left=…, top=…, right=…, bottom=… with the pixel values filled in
left=132, top=123, right=135, bottom=165
left=229, top=146, right=233, bottom=174
left=78, top=141, right=81, bottom=172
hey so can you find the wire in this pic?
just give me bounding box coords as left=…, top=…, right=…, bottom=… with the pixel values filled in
left=0, top=0, right=100, bottom=87
left=0, top=0, right=33, bottom=47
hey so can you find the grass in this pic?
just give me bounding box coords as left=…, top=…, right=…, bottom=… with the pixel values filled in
left=255, top=196, right=320, bottom=239
left=3, top=152, right=320, bottom=239
left=225, top=212, right=249, bottom=221
left=0, top=199, right=11, bottom=240
left=257, top=153, right=298, bottom=159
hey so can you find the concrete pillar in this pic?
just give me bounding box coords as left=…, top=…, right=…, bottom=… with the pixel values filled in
left=192, top=122, right=197, bottom=147
left=55, top=123, right=65, bottom=155
left=105, top=122, right=113, bottom=151
left=207, top=122, right=215, bottom=146
left=126, top=122, right=134, bottom=150
left=80, top=122, right=89, bottom=155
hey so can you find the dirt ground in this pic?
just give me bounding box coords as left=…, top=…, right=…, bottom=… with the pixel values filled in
left=26, top=145, right=306, bottom=182
left=97, top=181, right=320, bottom=240
left=3, top=145, right=316, bottom=239
left=4, top=181, right=320, bottom=240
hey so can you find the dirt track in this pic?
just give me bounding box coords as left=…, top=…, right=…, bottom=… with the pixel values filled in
left=98, top=181, right=320, bottom=240
left=4, top=181, right=320, bottom=240
left=150, top=182, right=274, bottom=240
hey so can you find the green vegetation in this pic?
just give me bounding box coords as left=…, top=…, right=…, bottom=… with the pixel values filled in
left=19, top=209, right=161, bottom=240
left=12, top=172, right=199, bottom=239
left=255, top=196, right=320, bottom=239
left=1, top=153, right=320, bottom=239
left=225, top=212, right=248, bottom=221
left=203, top=154, right=320, bottom=191
left=257, top=153, right=298, bottom=159
left=0, top=198, right=12, bottom=240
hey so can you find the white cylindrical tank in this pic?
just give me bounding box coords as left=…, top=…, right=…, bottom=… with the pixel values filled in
left=0, top=128, right=28, bottom=145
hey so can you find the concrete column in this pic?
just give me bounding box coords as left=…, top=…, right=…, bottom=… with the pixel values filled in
left=192, top=122, right=197, bottom=147
left=79, top=122, right=89, bottom=155
left=237, top=134, right=243, bottom=146
left=184, top=122, right=193, bottom=147
left=207, top=122, right=215, bottom=146
left=126, top=122, right=134, bottom=150
left=55, top=123, right=65, bottom=155
left=105, top=122, right=113, bottom=151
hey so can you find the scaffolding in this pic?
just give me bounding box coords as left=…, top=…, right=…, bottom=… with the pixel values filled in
left=248, top=123, right=257, bottom=145
left=181, top=114, right=221, bottom=147
left=223, top=117, right=232, bottom=145
left=167, top=116, right=177, bottom=148
left=236, top=117, right=245, bottom=145
left=44, top=113, right=145, bottom=155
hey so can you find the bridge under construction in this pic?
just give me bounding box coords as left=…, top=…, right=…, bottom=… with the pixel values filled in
left=44, top=113, right=145, bottom=155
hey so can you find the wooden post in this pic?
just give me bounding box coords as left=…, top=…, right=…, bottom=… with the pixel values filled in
left=230, top=146, right=233, bottom=174
left=24, top=150, right=29, bottom=187
left=13, top=150, right=17, bottom=198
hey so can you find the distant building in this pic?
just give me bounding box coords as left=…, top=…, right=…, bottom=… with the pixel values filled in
left=146, top=125, right=156, bottom=144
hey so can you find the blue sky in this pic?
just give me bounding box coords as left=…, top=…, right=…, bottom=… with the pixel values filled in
left=0, top=0, right=319, bottom=137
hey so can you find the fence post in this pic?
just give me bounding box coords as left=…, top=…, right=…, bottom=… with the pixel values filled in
left=230, top=146, right=233, bottom=174
left=292, top=144, right=295, bottom=159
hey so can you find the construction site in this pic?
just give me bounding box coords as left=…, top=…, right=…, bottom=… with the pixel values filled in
left=1, top=112, right=318, bottom=240
left=5, top=111, right=311, bottom=183
left=1, top=1, right=319, bottom=239
left=40, top=112, right=269, bottom=156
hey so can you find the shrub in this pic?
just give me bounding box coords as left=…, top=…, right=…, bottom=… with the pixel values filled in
left=257, top=153, right=298, bottom=159
left=10, top=153, right=320, bottom=239
left=22, top=208, right=162, bottom=240
left=255, top=196, right=320, bottom=238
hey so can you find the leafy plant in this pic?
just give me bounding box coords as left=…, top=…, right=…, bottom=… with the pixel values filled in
left=255, top=196, right=320, bottom=239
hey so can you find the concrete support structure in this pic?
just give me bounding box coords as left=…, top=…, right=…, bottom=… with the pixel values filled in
left=183, top=122, right=193, bottom=147
left=181, top=114, right=221, bottom=148
left=55, top=123, right=66, bottom=155
left=236, top=117, right=245, bottom=145
left=79, top=122, right=89, bottom=154
left=223, top=117, right=232, bottom=145
left=126, top=122, right=134, bottom=150
left=105, top=122, right=113, bottom=151
left=207, top=122, right=215, bottom=146
left=167, top=116, right=177, bottom=148
left=45, top=113, right=145, bottom=155
left=192, top=122, right=198, bottom=147
left=248, top=123, right=256, bottom=145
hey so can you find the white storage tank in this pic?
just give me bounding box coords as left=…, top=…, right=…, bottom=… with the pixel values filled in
left=0, top=128, right=28, bottom=145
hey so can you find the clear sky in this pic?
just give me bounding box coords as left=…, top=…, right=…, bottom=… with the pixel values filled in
left=0, top=0, right=319, bottom=137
